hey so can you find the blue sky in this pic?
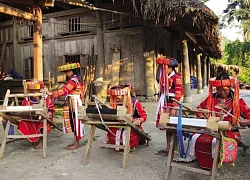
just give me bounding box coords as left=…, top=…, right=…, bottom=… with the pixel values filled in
left=205, top=0, right=243, bottom=41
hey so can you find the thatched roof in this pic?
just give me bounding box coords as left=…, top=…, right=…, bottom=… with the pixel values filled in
left=141, top=0, right=214, bottom=23
left=211, top=62, right=240, bottom=73
left=134, top=0, right=221, bottom=58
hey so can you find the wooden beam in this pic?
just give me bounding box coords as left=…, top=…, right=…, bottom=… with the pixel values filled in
left=185, top=31, right=197, bottom=44
left=0, top=0, right=33, bottom=4
left=0, top=3, right=37, bottom=21
left=43, top=7, right=90, bottom=18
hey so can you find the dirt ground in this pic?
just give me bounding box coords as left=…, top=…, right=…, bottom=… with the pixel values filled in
left=1, top=89, right=250, bottom=180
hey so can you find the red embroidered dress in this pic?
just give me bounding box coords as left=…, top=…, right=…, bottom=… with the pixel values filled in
left=18, top=96, right=55, bottom=142
left=52, top=74, right=84, bottom=140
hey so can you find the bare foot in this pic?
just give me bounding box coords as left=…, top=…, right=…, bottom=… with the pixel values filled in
left=66, top=143, right=80, bottom=150
left=35, top=140, right=43, bottom=150
left=67, top=143, right=75, bottom=147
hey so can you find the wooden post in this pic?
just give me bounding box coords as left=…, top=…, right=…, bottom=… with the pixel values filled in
left=0, top=120, right=11, bottom=160
left=122, top=126, right=131, bottom=169
left=211, top=138, right=220, bottom=180
left=145, top=51, right=155, bottom=101
left=111, top=47, right=120, bottom=86
left=203, top=55, right=207, bottom=89
left=0, top=42, right=6, bottom=73
left=196, top=52, right=203, bottom=94
left=13, top=20, right=22, bottom=74
left=42, top=118, right=47, bottom=158
left=207, top=56, right=211, bottom=83
left=33, top=7, right=43, bottom=81
left=180, top=21, right=192, bottom=103
left=165, top=133, right=176, bottom=180
left=95, top=0, right=105, bottom=79
left=84, top=125, right=96, bottom=165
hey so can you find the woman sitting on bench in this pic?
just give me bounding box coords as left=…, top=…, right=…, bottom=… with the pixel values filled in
left=18, top=81, right=55, bottom=150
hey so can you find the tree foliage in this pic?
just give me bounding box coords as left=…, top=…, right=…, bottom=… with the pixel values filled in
left=222, top=40, right=250, bottom=83
left=223, top=0, right=250, bottom=41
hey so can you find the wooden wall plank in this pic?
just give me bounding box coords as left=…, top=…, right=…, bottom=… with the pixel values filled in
left=133, top=32, right=143, bottom=95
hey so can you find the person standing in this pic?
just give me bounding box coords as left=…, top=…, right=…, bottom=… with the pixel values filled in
left=48, top=63, right=84, bottom=150
left=155, top=57, right=183, bottom=156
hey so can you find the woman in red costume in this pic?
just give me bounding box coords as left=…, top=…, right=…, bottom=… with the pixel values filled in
left=187, top=72, right=250, bottom=168
left=18, top=81, right=55, bottom=150
left=197, top=72, right=250, bottom=140
left=155, top=57, right=183, bottom=156
left=107, top=85, right=147, bottom=149
left=48, top=63, right=84, bottom=150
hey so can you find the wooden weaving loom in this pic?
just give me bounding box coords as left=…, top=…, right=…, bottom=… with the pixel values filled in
left=160, top=99, right=227, bottom=180
left=78, top=87, right=152, bottom=169
left=0, top=88, right=62, bottom=160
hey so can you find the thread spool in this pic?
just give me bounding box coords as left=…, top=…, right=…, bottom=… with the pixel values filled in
left=218, top=121, right=232, bottom=131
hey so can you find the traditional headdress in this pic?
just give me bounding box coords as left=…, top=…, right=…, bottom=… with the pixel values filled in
left=108, top=84, right=132, bottom=96
left=57, top=63, right=81, bottom=72
left=157, top=57, right=178, bottom=67
left=156, top=57, right=179, bottom=96
left=207, top=74, right=240, bottom=125
left=26, top=80, right=44, bottom=90
left=108, top=84, right=132, bottom=114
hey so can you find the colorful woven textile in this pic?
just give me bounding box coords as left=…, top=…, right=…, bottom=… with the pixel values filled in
left=58, top=63, right=81, bottom=72
left=220, top=133, right=238, bottom=166
left=26, top=81, right=44, bottom=90
left=109, top=84, right=132, bottom=114
left=108, top=85, right=132, bottom=96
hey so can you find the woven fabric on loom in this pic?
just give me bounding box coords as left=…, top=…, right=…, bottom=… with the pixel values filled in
left=26, top=81, right=44, bottom=90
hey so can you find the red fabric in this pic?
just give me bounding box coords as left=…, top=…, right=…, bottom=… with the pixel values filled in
left=107, top=128, right=140, bottom=148
left=132, top=98, right=147, bottom=123
left=18, top=96, right=55, bottom=142
left=156, top=72, right=183, bottom=128
left=195, top=134, right=214, bottom=170
left=171, top=73, right=183, bottom=101
left=197, top=94, right=250, bottom=141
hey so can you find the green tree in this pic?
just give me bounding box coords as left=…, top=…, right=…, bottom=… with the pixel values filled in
left=223, top=0, right=250, bottom=41
left=222, top=40, right=250, bottom=83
